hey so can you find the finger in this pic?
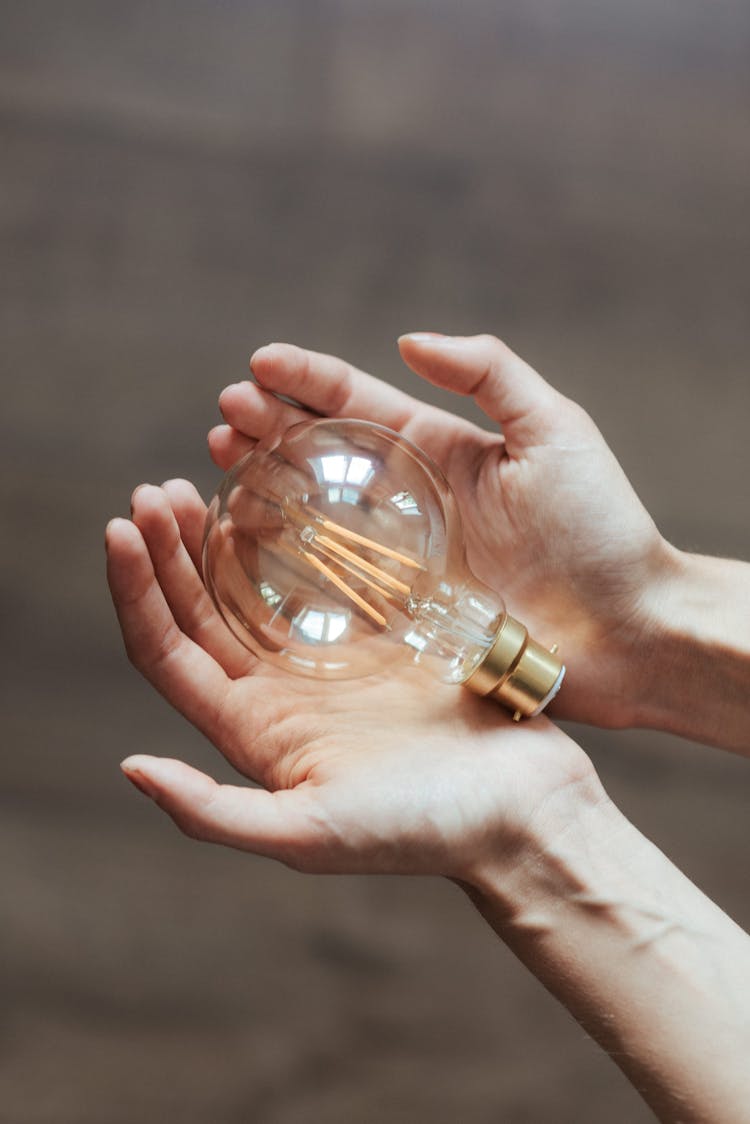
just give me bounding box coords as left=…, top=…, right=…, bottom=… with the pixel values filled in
left=106, top=517, right=233, bottom=741
left=250, top=342, right=424, bottom=431
left=121, top=755, right=319, bottom=865
left=398, top=333, right=573, bottom=455
left=208, top=424, right=255, bottom=471
left=219, top=380, right=311, bottom=441
left=130, top=485, right=254, bottom=678
left=160, top=477, right=208, bottom=573
left=249, top=341, right=487, bottom=470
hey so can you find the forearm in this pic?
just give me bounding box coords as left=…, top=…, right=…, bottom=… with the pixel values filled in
left=460, top=785, right=750, bottom=1123
left=634, top=548, right=750, bottom=752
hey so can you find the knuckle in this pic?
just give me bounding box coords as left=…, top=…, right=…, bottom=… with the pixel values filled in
left=329, top=370, right=353, bottom=414
left=559, top=395, right=597, bottom=433
left=154, top=624, right=182, bottom=665
left=478, top=332, right=508, bottom=357
left=174, top=812, right=209, bottom=843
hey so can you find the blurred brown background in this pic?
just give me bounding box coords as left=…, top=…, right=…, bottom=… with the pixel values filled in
left=2, top=3, right=749, bottom=1122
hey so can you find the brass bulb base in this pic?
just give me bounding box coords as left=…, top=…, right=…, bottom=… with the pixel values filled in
left=464, top=614, right=565, bottom=720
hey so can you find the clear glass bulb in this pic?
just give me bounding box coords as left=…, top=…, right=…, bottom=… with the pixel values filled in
left=203, top=418, right=564, bottom=717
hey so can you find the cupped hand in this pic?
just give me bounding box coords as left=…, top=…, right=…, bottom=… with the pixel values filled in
left=106, top=480, right=596, bottom=875
left=210, top=334, right=676, bottom=727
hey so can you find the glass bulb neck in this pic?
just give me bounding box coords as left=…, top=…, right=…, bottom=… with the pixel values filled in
left=464, top=614, right=565, bottom=719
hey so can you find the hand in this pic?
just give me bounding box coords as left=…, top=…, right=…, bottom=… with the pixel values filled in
left=106, top=480, right=600, bottom=872
left=210, top=334, right=676, bottom=729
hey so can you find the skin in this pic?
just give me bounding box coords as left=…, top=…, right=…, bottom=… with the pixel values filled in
left=106, top=332, right=750, bottom=1122
left=107, top=480, right=596, bottom=876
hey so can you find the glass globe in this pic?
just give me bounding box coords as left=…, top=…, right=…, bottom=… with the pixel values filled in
left=203, top=418, right=564, bottom=716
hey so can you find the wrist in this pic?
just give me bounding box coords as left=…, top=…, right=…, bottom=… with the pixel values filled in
left=628, top=546, right=750, bottom=749
left=547, top=535, right=684, bottom=731
left=457, top=763, right=616, bottom=920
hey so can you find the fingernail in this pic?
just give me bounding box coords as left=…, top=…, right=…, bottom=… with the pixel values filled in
left=400, top=334, right=471, bottom=351
left=105, top=517, right=127, bottom=548
left=249, top=343, right=275, bottom=370
left=399, top=332, right=447, bottom=343
left=130, top=483, right=151, bottom=515
left=219, top=382, right=242, bottom=400
left=121, top=762, right=158, bottom=800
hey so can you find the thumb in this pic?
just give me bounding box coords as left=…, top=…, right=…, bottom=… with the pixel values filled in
left=121, top=755, right=317, bottom=867
left=398, top=333, right=570, bottom=454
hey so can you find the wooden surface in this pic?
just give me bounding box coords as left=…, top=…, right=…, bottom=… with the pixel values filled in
left=2, top=3, right=749, bottom=1121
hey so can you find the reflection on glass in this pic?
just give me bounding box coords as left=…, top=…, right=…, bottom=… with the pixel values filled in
left=389, top=490, right=421, bottom=515
left=321, top=485, right=369, bottom=507
left=312, top=453, right=376, bottom=488
left=291, top=606, right=350, bottom=644
left=258, top=580, right=282, bottom=608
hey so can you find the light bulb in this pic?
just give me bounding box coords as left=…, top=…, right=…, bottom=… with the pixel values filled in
left=203, top=418, right=564, bottom=718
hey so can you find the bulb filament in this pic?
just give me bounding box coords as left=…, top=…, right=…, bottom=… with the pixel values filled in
left=278, top=501, right=426, bottom=629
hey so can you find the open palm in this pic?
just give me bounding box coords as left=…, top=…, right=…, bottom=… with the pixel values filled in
left=210, top=334, right=673, bottom=727
left=107, top=480, right=594, bottom=870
